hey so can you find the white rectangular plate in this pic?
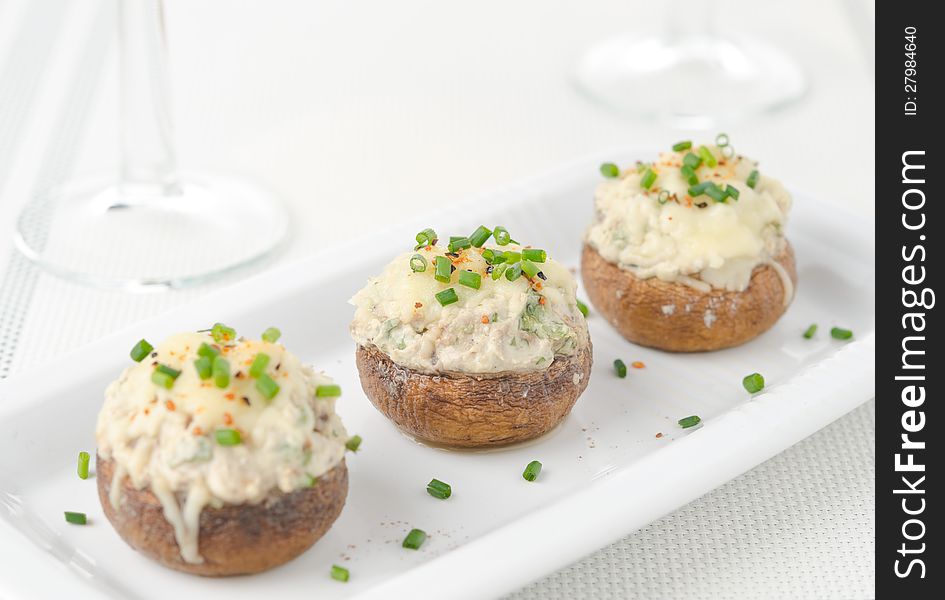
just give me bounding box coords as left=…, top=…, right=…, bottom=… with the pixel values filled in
left=0, top=151, right=875, bottom=600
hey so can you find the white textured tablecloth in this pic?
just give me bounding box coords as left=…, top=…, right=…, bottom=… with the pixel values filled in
left=0, top=0, right=875, bottom=597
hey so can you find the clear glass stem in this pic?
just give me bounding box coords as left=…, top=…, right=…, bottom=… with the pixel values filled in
left=119, top=0, right=180, bottom=197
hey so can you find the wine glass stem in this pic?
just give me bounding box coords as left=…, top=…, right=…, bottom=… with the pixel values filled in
left=119, top=0, right=181, bottom=197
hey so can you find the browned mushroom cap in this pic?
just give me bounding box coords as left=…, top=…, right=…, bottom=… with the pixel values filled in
left=580, top=241, right=796, bottom=352
left=355, top=342, right=592, bottom=448
left=96, top=456, right=347, bottom=576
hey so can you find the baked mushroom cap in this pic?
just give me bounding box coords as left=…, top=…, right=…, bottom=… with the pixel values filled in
left=581, top=242, right=796, bottom=352
left=356, top=342, right=592, bottom=448
left=97, top=456, right=348, bottom=576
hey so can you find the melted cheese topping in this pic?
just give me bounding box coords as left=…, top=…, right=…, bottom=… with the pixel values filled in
left=96, top=332, right=348, bottom=563
left=350, top=245, right=588, bottom=374
left=585, top=147, right=792, bottom=295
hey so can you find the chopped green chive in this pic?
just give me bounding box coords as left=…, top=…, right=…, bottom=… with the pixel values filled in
left=640, top=168, right=657, bottom=189
left=213, top=357, right=230, bottom=389
left=330, top=565, right=350, bottom=583
left=725, top=185, right=740, bottom=201
left=493, top=226, right=511, bottom=246
left=599, top=162, right=620, bottom=178
left=672, top=140, right=692, bottom=152
left=482, top=248, right=505, bottom=265
left=433, top=256, right=452, bottom=283
left=256, top=373, right=280, bottom=400
left=64, top=511, right=87, bottom=525
left=458, top=270, right=481, bottom=290
left=715, top=133, right=730, bottom=147
left=502, top=250, right=521, bottom=264
left=193, top=356, right=213, bottom=380
left=613, top=359, right=627, bottom=378
left=316, top=384, right=342, bottom=398
left=803, top=324, right=818, bottom=339
left=469, top=225, right=492, bottom=248
left=427, top=478, right=452, bottom=499
left=491, top=263, right=508, bottom=280
left=576, top=299, right=589, bottom=317
left=261, top=327, right=281, bottom=343
left=697, top=145, right=717, bottom=168
left=130, top=339, right=153, bottom=362
left=520, top=260, right=540, bottom=279
left=77, top=451, right=90, bottom=480
left=415, top=228, right=437, bottom=247
left=521, top=248, right=546, bottom=263
left=211, top=322, right=236, bottom=343
left=831, top=327, right=854, bottom=340
left=435, top=288, right=459, bottom=306
left=151, top=364, right=181, bottom=389
left=215, top=428, right=242, bottom=446
left=682, top=152, right=702, bottom=170
left=505, top=263, right=523, bottom=281
left=680, top=165, right=699, bottom=186
left=403, top=528, right=427, bottom=550
left=448, top=237, right=471, bottom=253
left=249, top=353, right=270, bottom=378
left=197, top=342, right=219, bottom=359
left=688, top=181, right=712, bottom=197
left=522, top=460, right=542, bottom=482
left=742, top=372, right=765, bottom=394
left=345, top=435, right=362, bottom=452
left=678, top=415, right=702, bottom=429
left=705, top=182, right=727, bottom=203
left=746, top=169, right=760, bottom=189
left=409, top=254, right=428, bottom=273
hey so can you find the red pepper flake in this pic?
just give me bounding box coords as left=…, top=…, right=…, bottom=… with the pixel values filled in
left=223, top=412, right=233, bottom=426
left=538, top=297, right=546, bottom=306
left=165, top=400, right=176, bottom=411
left=481, top=315, right=490, bottom=324
left=534, top=282, right=543, bottom=291
left=193, top=426, right=203, bottom=436
left=143, top=408, right=150, bottom=416
left=415, top=302, right=423, bottom=309
left=632, top=361, right=645, bottom=369
left=224, top=392, right=235, bottom=400
left=655, top=432, right=663, bottom=439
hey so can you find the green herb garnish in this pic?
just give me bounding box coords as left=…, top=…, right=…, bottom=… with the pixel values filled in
left=130, top=339, right=153, bottom=362
left=427, top=478, right=452, bottom=499
left=678, top=415, right=702, bottom=429
left=831, top=327, right=853, bottom=340
left=330, top=565, right=350, bottom=582
left=261, top=327, right=281, bottom=343
left=522, top=460, right=542, bottom=482
left=672, top=140, right=692, bottom=152
left=77, top=451, right=90, bottom=480
left=215, top=428, right=242, bottom=446
left=403, top=528, right=427, bottom=550
left=803, top=324, right=817, bottom=339
left=316, top=384, right=342, bottom=398
left=599, top=163, right=620, bottom=178
left=613, top=359, right=627, bottom=378
left=255, top=373, right=280, bottom=400
left=742, top=372, right=765, bottom=394
left=64, top=511, right=87, bottom=525
left=435, top=288, right=459, bottom=306
left=249, top=353, right=270, bottom=378
left=458, top=270, right=481, bottom=290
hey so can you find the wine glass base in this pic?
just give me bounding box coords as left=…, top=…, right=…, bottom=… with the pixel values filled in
left=575, top=34, right=807, bottom=128
left=14, top=171, right=290, bottom=291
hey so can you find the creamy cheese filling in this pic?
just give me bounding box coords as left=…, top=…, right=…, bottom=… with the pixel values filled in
left=350, top=245, right=588, bottom=374
left=96, top=332, right=348, bottom=564
left=584, top=147, right=793, bottom=297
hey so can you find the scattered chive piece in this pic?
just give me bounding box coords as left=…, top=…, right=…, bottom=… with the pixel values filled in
left=458, top=270, right=482, bottom=290
left=249, top=353, right=271, bottom=378
left=435, top=288, right=459, bottom=306
left=130, top=339, right=153, bottom=362
left=746, top=169, right=760, bottom=189
left=715, top=133, right=730, bottom=147
left=680, top=165, right=699, bottom=186
left=672, top=140, right=692, bottom=152
left=613, top=359, right=627, bottom=378
left=64, top=512, right=87, bottom=525
left=505, top=263, right=523, bottom=281
left=415, top=228, right=437, bottom=247
left=261, top=327, right=281, bottom=343
left=151, top=364, right=181, bottom=389
left=520, top=260, right=540, bottom=279
left=211, top=322, right=236, bottom=343
left=194, top=356, right=213, bottom=380
left=831, top=327, right=853, bottom=340
left=682, top=152, right=702, bottom=170
left=448, top=237, right=471, bottom=253
left=330, top=565, right=350, bottom=583
left=469, top=225, right=492, bottom=248
left=502, top=250, right=521, bottom=264
left=493, top=226, right=511, bottom=246
left=213, top=357, right=231, bottom=389
left=678, top=415, right=702, bottom=429
left=256, top=374, right=280, bottom=400
left=803, top=324, right=818, bottom=339
left=658, top=190, right=672, bottom=205
left=409, top=254, right=428, bottom=272
left=197, top=342, right=219, bottom=359
left=427, top=478, right=452, bottom=499
left=433, top=256, right=452, bottom=283
left=316, top=384, right=342, bottom=398
left=491, top=263, right=508, bottom=280
left=742, top=372, right=765, bottom=394
left=697, top=145, right=717, bottom=168
left=522, top=460, right=542, bottom=482
left=725, top=185, right=740, bottom=201
left=345, top=435, right=362, bottom=452
left=448, top=236, right=463, bottom=243
left=705, top=182, right=727, bottom=203
left=482, top=248, right=505, bottom=265
left=521, top=248, right=546, bottom=263
left=576, top=299, right=589, bottom=317
left=215, top=428, right=242, bottom=446
left=403, top=528, right=427, bottom=550
left=77, top=451, right=90, bottom=480
left=640, top=168, right=658, bottom=189
left=599, top=163, right=620, bottom=178
left=688, top=181, right=712, bottom=197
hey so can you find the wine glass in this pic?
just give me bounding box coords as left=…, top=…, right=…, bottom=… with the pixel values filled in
left=574, top=0, right=807, bottom=128
left=13, top=0, right=289, bottom=291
